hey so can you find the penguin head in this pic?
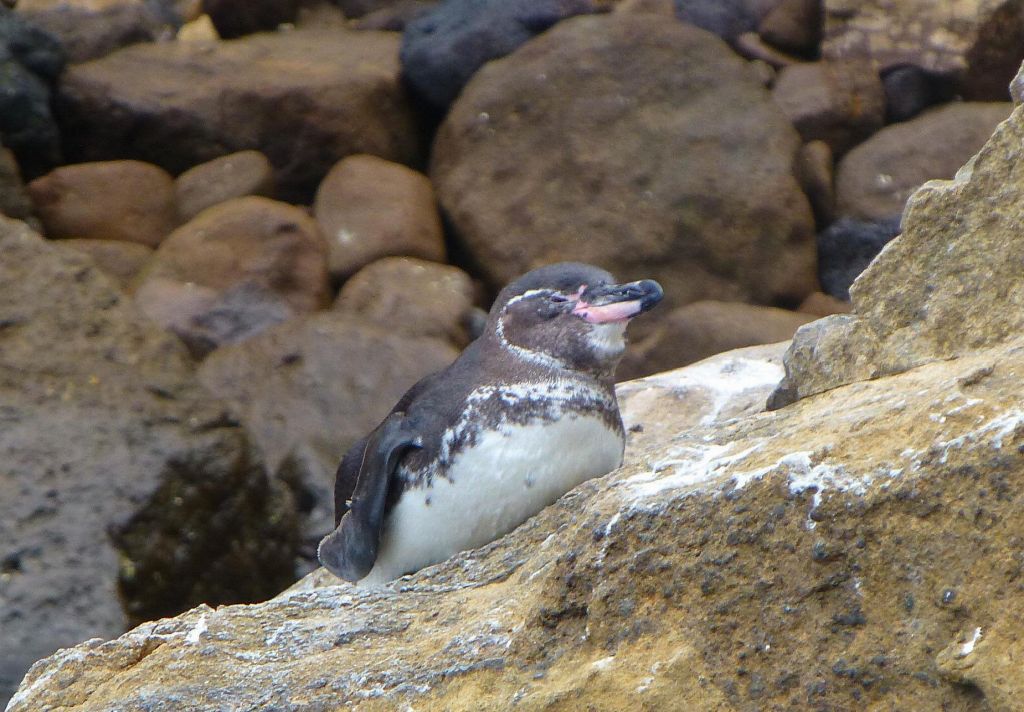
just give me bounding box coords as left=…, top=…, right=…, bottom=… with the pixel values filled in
left=489, top=262, right=663, bottom=376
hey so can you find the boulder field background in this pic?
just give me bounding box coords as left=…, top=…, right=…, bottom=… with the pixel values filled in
left=2, top=0, right=1024, bottom=708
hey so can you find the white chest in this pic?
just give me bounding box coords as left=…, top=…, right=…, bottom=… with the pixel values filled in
left=358, top=411, right=624, bottom=586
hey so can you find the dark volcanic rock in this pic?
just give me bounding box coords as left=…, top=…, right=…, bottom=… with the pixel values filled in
left=400, top=0, right=604, bottom=113
left=0, top=144, right=34, bottom=221
left=202, top=0, right=298, bottom=38
left=816, top=215, right=901, bottom=300
left=881, top=64, right=957, bottom=123
left=0, top=7, right=64, bottom=178
left=757, top=0, right=820, bottom=55
left=674, top=0, right=780, bottom=43
left=57, top=27, right=420, bottom=202
left=432, top=13, right=817, bottom=313
left=0, top=218, right=296, bottom=707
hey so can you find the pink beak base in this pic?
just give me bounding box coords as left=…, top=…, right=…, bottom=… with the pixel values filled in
left=572, top=299, right=644, bottom=324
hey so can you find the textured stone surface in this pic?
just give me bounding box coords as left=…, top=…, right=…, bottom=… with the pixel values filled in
left=0, top=218, right=296, bottom=708
left=28, top=160, right=178, bottom=246
left=174, top=150, right=274, bottom=223
left=57, top=27, right=420, bottom=201
left=334, top=257, right=476, bottom=347
left=433, top=14, right=817, bottom=313
left=835, top=102, right=1011, bottom=221
left=10, top=331, right=1024, bottom=710
left=60, top=238, right=153, bottom=290
left=133, top=197, right=329, bottom=356
left=619, top=300, right=814, bottom=379
left=770, top=84, right=1024, bottom=406
left=313, top=154, right=445, bottom=281
left=822, top=0, right=1024, bottom=100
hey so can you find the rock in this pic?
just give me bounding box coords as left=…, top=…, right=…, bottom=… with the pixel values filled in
left=399, top=0, right=604, bottom=114
left=334, top=257, right=476, bottom=347
left=0, top=7, right=64, bottom=178
left=133, top=197, right=329, bottom=355
left=816, top=215, right=900, bottom=300
left=57, top=27, right=420, bottom=202
left=432, top=14, right=817, bottom=314
left=619, top=300, right=815, bottom=379
left=797, top=290, right=851, bottom=317
left=757, top=0, right=820, bottom=55
left=197, top=312, right=459, bottom=567
left=339, top=0, right=426, bottom=18
left=201, top=0, right=298, bottom=38
left=795, top=139, right=835, bottom=227
left=15, top=0, right=179, bottom=63
left=835, top=102, right=1012, bottom=221
left=60, top=238, right=153, bottom=289
left=12, top=326, right=1024, bottom=710
left=313, top=155, right=445, bottom=281
left=28, top=160, right=177, bottom=247
left=771, top=60, right=885, bottom=156
left=0, top=145, right=34, bottom=221
left=733, top=30, right=800, bottom=68
left=674, top=0, right=780, bottom=43
left=176, top=12, right=218, bottom=41
left=770, top=69, right=1024, bottom=406
left=881, top=64, right=956, bottom=123
left=175, top=150, right=274, bottom=223
left=0, top=218, right=296, bottom=709
left=353, top=0, right=436, bottom=31
left=822, top=0, right=1024, bottom=101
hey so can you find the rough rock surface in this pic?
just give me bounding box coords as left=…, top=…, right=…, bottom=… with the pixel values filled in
left=334, top=257, right=476, bottom=347
left=197, top=313, right=458, bottom=566
left=835, top=102, right=1012, bottom=221
left=174, top=150, right=274, bottom=223
left=60, top=238, right=154, bottom=290
left=433, top=14, right=817, bottom=313
left=28, top=160, right=178, bottom=247
left=57, top=27, right=420, bottom=201
left=770, top=82, right=1024, bottom=407
left=12, top=329, right=1024, bottom=710
left=313, top=155, right=446, bottom=281
left=0, top=218, right=296, bottom=708
left=133, top=197, right=329, bottom=356
left=619, top=300, right=814, bottom=379
left=822, top=0, right=1024, bottom=101
left=15, top=0, right=179, bottom=63
left=400, top=0, right=604, bottom=113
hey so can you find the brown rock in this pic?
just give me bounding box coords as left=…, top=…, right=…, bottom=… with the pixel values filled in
left=12, top=330, right=1024, bottom=711
left=28, top=160, right=177, bottom=247
left=770, top=72, right=1024, bottom=407
left=823, top=0, right=1024, bottom=100
left=334, top=257, right=475, bottom=347
left=619, top=300, right=815, bottom=379
left=175, top=150, right=274, bottom=222
left=772, top=60, right=885, bottom=156
left=733, top=30, right=801, bottom=68
left=134, top=197, right=329, bottom=354
left=314, top=155, right=445, bottom=280
left=15, top=0, right=178, bottom=63
left=59, top=238, right=153, bottom=289
left=0, top=146, right=34, bottom=222
left=797, top=290, right=850, bottom=316
left=432, top=14, right=818, bottom=315
left=835, top=102, right=1012, bottom=221
left=0, top=218, right=296, bottom=708
left=57, top=27, right=420, bottom=202
left=795, top=139, right=835, bottom=226
left=758, top=0, right=821, bottom=54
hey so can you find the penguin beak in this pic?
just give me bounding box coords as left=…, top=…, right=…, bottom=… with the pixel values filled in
left=572, top=279, right=663, bottom=324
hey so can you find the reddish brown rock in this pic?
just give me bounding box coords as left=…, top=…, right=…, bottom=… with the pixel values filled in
left=619, top=300, right=815, bottom=379
left=60, top=238, right=153, bottom=289
left=772, top=60, right=885, bottom=156
left=57, top=27, right=420, bottom=202
left=758, top=0, right=821, bottom=55
left=795, top=139, right=835, bottom=227
left=334, top=257, right=475, bottom=346
left=313, top=155, right=445, bottom=280
left=134, top=197, right=329, bottom=353
left=28, top=160, right=177, bottom=247
left=835, top=102, right=1011, bottom=221
left=432, top=14, right=818, bottom=315
left=175, top=150, right=274, bottom=222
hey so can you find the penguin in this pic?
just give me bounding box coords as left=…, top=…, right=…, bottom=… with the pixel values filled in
left=318, top=262, right=663, bottom=585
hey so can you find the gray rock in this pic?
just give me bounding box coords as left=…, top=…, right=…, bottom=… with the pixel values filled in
left=816, top=215, right=901, bottom=300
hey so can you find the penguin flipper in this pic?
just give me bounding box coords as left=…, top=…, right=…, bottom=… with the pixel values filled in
left=317, top=413, right=421, bottom=582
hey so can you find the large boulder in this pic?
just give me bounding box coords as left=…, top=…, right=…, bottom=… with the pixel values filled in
left=835, top=102, right=1012, bottom=221
left=0, top=218, right=296, bottom=708
left=56, top=27, right=420, bottom=201
left=432, top=14, right=818, bottom=313
left=10, top=330, right=1024, bottom=710
left=770, top=74, right=1024, bottom=407
left=822, top=0, right=1024, bottom=100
